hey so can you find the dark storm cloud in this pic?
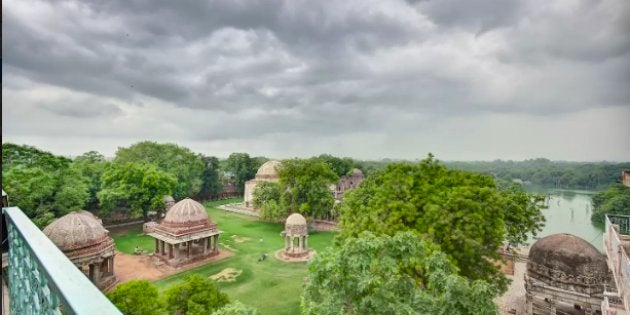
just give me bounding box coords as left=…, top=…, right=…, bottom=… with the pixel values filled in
left=2, top=0, right=630, bottom=160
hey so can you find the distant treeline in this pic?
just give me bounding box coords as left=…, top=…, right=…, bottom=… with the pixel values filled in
left=443, top=158, right=630, bottom=190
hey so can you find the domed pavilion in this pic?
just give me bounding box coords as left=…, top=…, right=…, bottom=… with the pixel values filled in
left=276, top=213, right=315, bottom=262
left=525, top=233, right=611, bottom=314
left=147, top=198, right=221, bottom=266
left=244, top=160, right=281, bottom=208
left=43, top=211, right=117, bottom=290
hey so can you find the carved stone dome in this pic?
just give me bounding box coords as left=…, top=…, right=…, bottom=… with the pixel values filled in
left=162, top=198, right=210, bottom=227
left=255, top=160, right=281, bottom=180
left=527, top=233, right=608, bottom=291
left=285, top=213, right=307, bottom=236
left=43, top=211, right=111, bottom=252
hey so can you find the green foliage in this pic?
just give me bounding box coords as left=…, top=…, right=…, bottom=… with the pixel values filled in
left=107, top=280, right=167, bottom=315
left=114, top=141, right=205, bottom=199
left=2, top=143, right=71, bottom=171
left=98, top=162, right=176, bottom=221
left=54, top=167, right=90, bottom=215
left=73, top=151, right=109, bottom=210
left=163, top=274, right=230, bottom=315
left=252, top=181, right=282, bottom=209
left=302, top=232, right=498, bottom=315
left=278, top=158, right=338, bottom=219
left=445, top=159, right=630, bottom=190
left=315, top=154, right=355, bottom=177
left=199, top=155, right=223, bottom=199
left=339, top=155, right=545, bottom=292
left=2, top=166, right=57, bottom=227
left=499, top=184, right=546, bottom=247
left=211, top=301, right=259, bottom=315
left=591, top=184, right=630, bottom=224
left=223, top=153, right=260, bottom=193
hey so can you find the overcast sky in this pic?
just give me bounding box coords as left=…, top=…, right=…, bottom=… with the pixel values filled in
left=3, top=0, right=630, bottom=161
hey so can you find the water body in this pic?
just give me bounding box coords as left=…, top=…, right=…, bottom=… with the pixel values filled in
left=526, top=189, right=603, bottom=250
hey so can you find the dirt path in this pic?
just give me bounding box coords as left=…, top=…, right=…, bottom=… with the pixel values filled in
left=113, top=249, right=234, bottom=285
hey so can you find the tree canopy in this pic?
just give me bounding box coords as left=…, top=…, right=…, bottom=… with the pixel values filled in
left=2, top=143, right=71, bottom=171
left=302, top=232, right=498, bottom=315
left=114, top=141, right=205, bottom=199
left=591, top=184, right=630, bottom=224
left=107, top=280, right=167, bottom=315
left=98, top=162, right=176, bottom=221
left=222, top=153, right=265, bottom=193
left=339, top=155, right=545, bottom=292
left=163, top=274, right=230, bottom=315
left=211, top=301, right=259, bottom=315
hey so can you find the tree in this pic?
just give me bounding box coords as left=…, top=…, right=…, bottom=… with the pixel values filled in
left=73, top=151, right=109, bottom=210
left=339, top=155, right=545, bottom=292
left=223, top=153, right=258, bottom=193
left=98, top=162, right=176, bottom=221
left=591, top=184, right=630, bottom=224
left=316, top=154, right=355, bottom=177
left=302, top=232, right=498, bottom=315
left=211, top=302, right=259, bottom=315
left=163, top=274, right=230, bottom=315
left=252, top=181, right=282, bottom=209
left=2, top=166, right=57, bottom=227
left=198, top=155, right=223, bottom=200
left=107, top=280, right=167, bottom=315
left=54, top=167, right=90, bottom=215
left=2, top=143, right=71, bottom=171
left=278, top=158, right=338, bottom=219
left=114, top=141, right=205, bottom=199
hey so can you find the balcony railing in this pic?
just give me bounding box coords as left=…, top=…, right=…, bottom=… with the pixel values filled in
left=2, top=206, right=122, bottom=315
left=603, top=214, right=630, bottom=314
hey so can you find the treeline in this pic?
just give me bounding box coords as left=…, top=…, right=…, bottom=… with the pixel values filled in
left=444, top=158, right=630, bottom=190
left=1, top=142, right=363, bottom=227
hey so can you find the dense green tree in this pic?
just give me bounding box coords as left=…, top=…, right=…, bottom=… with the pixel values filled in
left=114, top=141, right=204, bottom=199
left=107, top=280, right=167, bottom=315
left=223, top=153, right=258, bottom=193
left=302, top=232, right=497, bottom=315
left=211, top=301, right=259, bottom=315
left=316, top=154, right=355, bottom=177
left=252, top=181, right=282, bottom=209
left=73, top=151, right=109, bottom=210
left=2, top=166, right=57, bottom=226
left=163, top=274, right=230, bottom=315
left=278, top=158, right=339, bottom=219
left=98, top=162, right=176, bottom=221
left=591, top=184, right=630, bottom=224
left=53, top=167, right=90, bottom=215
left=339, top=155, right=545, bottom=292
left=198, top=155, right=223, bottom=199
left=2, top=143, right=71, bottom=171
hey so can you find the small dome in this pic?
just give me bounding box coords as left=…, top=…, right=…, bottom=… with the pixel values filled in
left=351, top=168, right=364, bottom=177
left=256, top=160, right=281, bottom=179
left=286, top=213, right=307, bottom=226
left=44, top=211, right=110, bottom=251
left=162, top=198, right=209, bottom=226
left=528, top=233, right=608, bottom=287
left=284, top=213, right=307, bottom=236
left=163, top=195, right=175, bottom=203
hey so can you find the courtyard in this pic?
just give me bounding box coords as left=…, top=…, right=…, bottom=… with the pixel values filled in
left=111, top=198, right=335, bottom=315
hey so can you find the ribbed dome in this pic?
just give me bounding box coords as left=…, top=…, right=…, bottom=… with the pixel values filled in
left=163, top=198, right=209, bottom=225
left=351, top=168, right=364, bottom=176
left=256, top=160, right=281, bottom=179
left=286, top=213, right=307, bottom=226
left=44, top=211, right=110, bottom=251
left=528, top=233, right=608, bottom=285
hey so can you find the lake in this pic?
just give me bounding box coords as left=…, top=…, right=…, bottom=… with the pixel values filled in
left=526, top=189, right=603, bottom=250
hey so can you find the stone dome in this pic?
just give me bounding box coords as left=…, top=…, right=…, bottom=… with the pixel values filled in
left=162, top=198, right=210, bottom=227
left=528, top=233, right=608, bottom=290
left=44, top=211, right=111, bottom=251
left=255, top=160, right=281, bottom=179
left=284, top=213, right=307, bottom=236
left=351, top=168, right=364, bottom=177
left=163, top=195, right=175, bottom=203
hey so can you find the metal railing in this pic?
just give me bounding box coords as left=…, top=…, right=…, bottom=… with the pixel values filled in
left=604, top=214, right=630, bottom=314
left=2, top=206, right=122, bottom=315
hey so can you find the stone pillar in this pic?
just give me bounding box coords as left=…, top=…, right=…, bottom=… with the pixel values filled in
left=525, top=293, right=532, bottom=315
left=110, top=257, right=114, bottom=274
left=284, top=236, right=288, bottom=250
left=174, top=243, right=180, bottom=259
left=290, top=236, right=294, bottom=253
left=169, top=244, right=173, bottom=259
left=207, top=237, right=211, bottom=250
left=203, top=238, right=208, bottom=254
left=304, top=236, right=308, bottom=250
left=298, top=236, right=303, bottom=253
left=161, top=240, right=166, bottom=255
left=93, top=262, right=101, bottom=286
left=155, top=238, right=160, bottom=254
left=89, top=264, right=96, bottom=283
left=187, top=241, right=192, bottom=258
left=214, top=235, right=219, bottom=252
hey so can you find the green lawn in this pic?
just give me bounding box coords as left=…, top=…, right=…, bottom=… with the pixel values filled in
left=112, top=197, right=336, bottom=315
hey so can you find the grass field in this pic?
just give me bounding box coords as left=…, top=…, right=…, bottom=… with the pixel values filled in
left=112, top=197, right=336, bottom=315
